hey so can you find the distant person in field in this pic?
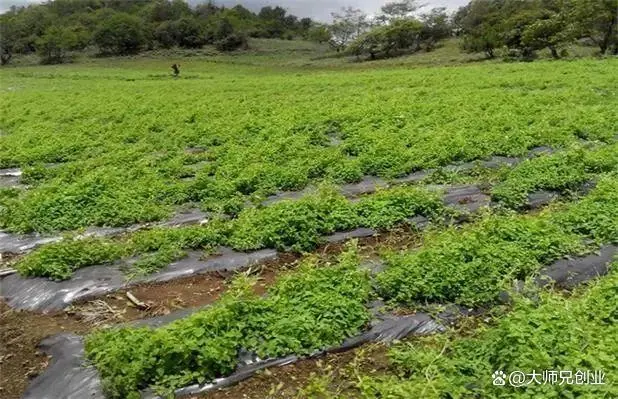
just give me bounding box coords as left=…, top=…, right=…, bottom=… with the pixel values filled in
left=171, top=64, right=180, bottom=78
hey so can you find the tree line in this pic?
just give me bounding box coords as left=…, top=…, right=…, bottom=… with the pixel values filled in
left=0, top=0, right=316, bottom=64
left=334, top=0, right=617, bottom=61
left=0, top=0, right=616, bottom=65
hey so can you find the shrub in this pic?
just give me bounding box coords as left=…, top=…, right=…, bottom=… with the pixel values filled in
left=93, top=13, right=145, bottom=55
left=214, top=34, right=247, bottom=52
left=36, top=25, right=89, bottom=64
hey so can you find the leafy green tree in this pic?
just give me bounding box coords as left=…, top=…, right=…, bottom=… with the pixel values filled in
left=458, top=0, right=504, bottom=58
left=521, top=10, right=571, bottom=58
left=0, top=15, right=18, bottom=64
left=36, top=24, right=89, bottom=64
left=141, top=0, right=190, bottom=24
left=349, top=19, right=424, bottom=59
left=93, top=12, right=145, bottom=55
left=569, top=0, right=618, bottom=54
left=195, top=1, right=220, bottom=19
left=329, top=7, right=369, bottom=51
left=307, top=25, right=331, bottom=43
left=153, top=21, right=176, bottom=48
left=2, top=5, right=54, bottom=54
left=348, top=29, right=384, bottom=59
left=419, top=7, right=452, bottom=51
left=172, top=17, right=205, bottom=48
left=380, top=0, right=423, bottom=21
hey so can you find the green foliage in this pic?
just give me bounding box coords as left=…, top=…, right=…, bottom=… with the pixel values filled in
left=0, top=0, right=317, bottom=59
left=551, top=174, right=618, bottom=243
left=1, top=167, right=179, bottom=233
left=307, top=25, right=331, bottom=43
left=93, top=12, right=146, bottom=55
left=458, top=0, right=578, bottom=59
left=358, top=265, right=618, bottom=398
left=35, top=24, right=89, bottom=64
left=492, top=143, right=618, bottom=208
left=86, top=286, right=249, bottom=398
left=86, top=244, right=371, bottom=398
left=458, top=0, right=504, bottom=58
left=355, top=186, right=443, bottom=229
left=214, top=33, right=248, bottom=52
left=84, top=178, right=618, bottom=397
left=2, top=59, right=615, bottom=233
left=244, top=247, right=371, bottom=357
left=569, top=0, right=618, bottom=54
left=12, top=185, right=443, bottom=279
left=349, top=19, right=424, bottom=60
left=128, top=245, right=186, bottom=277
left=228, top=188, right=357, bottom=252
left=154, top=17, right=206, bottom=49
left=377, top=213, right=584, bottom=306
left=228, top=185, right=442, bottom=252
left=377, top=175, right=618, bottom=306
left=15, top=237, right=126, bottom=280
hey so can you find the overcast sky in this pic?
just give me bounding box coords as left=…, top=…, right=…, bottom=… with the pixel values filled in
left=0, top=0, right=469, bottom=20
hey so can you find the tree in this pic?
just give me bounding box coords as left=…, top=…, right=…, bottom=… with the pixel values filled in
left=35, top=25, right=89, bottom=64
left=154, top=21, right=177, bottom=48
left=3, top=5, right=54, bottom=54
left=419, top=7, right=452, bottom=50
left=93, top=13, right=145, bottom=55
left=348, top=18, right=424, bottom=59
left=569, top=0, right=618, bottom=54
left=172, top=17, right=205, bottom=48
left=458, top=0, right=504, bottom=58
left=257, top=6, right=288, bottom=38
left=0, top=15, right=18, bottom=64
left=329, top=7, right=369, bottom=51
left=307, top=25, right=331, bottom=43
left=521, top=10, right=571, bottom=58
left=141, top=0, right=190, bottom=24
left=380, top=0, right=424, bottom=21
left=195, top=1, right=220, bottom=19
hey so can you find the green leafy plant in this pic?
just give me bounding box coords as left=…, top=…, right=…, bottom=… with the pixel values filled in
left=85, top=243, right=371, bottom=398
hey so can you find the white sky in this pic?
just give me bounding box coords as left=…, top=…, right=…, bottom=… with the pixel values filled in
left=0, top=0, right=469, bottom=21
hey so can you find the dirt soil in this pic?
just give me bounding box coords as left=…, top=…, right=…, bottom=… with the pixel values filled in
left=0, top=301, right=90, bottom=399
left=198, top=344, right=390, bottom=399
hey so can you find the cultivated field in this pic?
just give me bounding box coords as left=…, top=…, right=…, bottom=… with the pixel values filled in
left=1, top=45, right=617, bottom=399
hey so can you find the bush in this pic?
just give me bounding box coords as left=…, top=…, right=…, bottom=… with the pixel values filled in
left=155, top=17, right=206, bottom=49
left=349, top=19, right=424, bottom=60
left=214, top=34, right=247, bottom=52
left=36, top=25, right=89, bottom=64
left=93, top=13, right=145, bottom=55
